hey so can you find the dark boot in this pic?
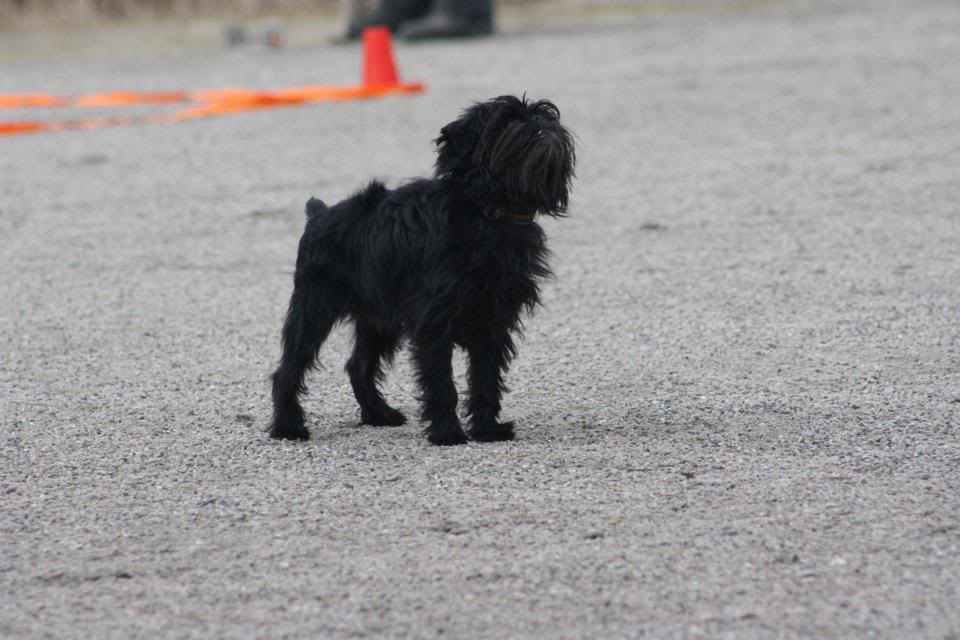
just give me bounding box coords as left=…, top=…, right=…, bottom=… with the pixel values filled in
left=345, top=0, right=431, bottom=40
left=397, top=0, right=493, bottom=40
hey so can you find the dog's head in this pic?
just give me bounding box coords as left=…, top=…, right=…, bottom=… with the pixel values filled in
left=435, top=95, right=576, bottom=217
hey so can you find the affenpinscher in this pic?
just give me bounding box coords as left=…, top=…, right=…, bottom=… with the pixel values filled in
left=268, top=95, right=576, bottom=445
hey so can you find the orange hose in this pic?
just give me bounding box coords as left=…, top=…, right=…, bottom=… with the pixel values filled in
left=0, top=94, right=65, bottom=108
left=0, top=121, right=47, bottom=135
left=73, top=91, right=189, bottom=107
left=0, top=82, right=425, bottom=136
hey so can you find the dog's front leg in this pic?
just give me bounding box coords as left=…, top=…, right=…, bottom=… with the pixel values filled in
left=412, top=331, right=467, bottom=446
left=465, top=334, right=516, bottom=442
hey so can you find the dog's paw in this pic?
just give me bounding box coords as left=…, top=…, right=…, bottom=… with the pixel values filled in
left=426, top=427, right=469, bottom=446
left=361, top=406, right=407, bottom=427
left=469, top=421, right=516, bottom=442
left=268, top=420, right=311, bottom=441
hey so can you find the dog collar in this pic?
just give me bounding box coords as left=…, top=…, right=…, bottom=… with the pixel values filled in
left=485, top=208, right=537, bottom=225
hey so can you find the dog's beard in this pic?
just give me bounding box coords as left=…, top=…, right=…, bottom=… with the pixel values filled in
left=488, top=120, right=575, bottom=216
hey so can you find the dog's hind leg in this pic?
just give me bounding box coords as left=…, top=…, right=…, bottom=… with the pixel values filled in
left=465, top=333, right=516, bottom=442
left=346, top=322, right=406, bottom=426
left=411, top=328, right=468, bottom=446
left=268, top=281, right=339, bottom=440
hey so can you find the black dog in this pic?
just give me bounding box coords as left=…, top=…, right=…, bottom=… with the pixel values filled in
left=268, top=95, right=575, bottom=445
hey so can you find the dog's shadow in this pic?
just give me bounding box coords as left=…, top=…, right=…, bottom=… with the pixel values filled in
left=314, top=415, right=423, bottom=442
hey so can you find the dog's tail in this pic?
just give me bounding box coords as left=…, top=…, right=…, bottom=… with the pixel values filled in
left=305, top=197, right=328, bottom=219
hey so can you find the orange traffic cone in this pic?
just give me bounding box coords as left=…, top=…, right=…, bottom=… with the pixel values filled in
left=362, top=26, right=400, bottom=86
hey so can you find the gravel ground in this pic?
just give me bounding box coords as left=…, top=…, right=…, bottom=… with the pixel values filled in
left=2, top=0, right=959, bottom=637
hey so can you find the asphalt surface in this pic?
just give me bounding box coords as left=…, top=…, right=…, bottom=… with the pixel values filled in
left=2, top=0, right=959, bottom=637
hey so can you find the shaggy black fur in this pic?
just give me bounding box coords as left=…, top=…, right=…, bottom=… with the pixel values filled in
left=268, top=95, right=576, bottom=445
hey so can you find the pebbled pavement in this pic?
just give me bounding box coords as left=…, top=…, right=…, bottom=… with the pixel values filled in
left=2, top=1, right=959, bottom=637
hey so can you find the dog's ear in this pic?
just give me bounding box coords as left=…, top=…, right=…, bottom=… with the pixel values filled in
left=436, top=118, right=473, bottom=157
left=434, top=109, right=481, bottom=179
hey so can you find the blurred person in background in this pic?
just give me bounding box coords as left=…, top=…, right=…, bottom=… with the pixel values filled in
left=344, top=0, right=493, bottom=40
